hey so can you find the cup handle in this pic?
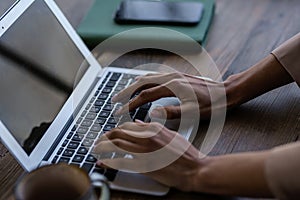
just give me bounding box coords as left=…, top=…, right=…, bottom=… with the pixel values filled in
left=90, top=173, right=110, bottom=200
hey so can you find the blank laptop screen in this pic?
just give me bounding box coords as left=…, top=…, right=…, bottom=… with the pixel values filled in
left=0, top=0, right=86, bottom=155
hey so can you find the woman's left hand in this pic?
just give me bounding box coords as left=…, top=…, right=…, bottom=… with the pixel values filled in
left=93, top=121, right=207, bottom=192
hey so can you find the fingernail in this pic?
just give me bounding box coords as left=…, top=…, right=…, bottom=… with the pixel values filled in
left=150, top=109, right=162, bottom=118
left=135, top=119, right=145, bottom=124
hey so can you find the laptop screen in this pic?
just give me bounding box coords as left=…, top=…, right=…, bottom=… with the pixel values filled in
left=0, top=0, right=86, bottom=155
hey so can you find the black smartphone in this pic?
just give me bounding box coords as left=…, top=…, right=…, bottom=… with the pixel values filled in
left=114, top=0, right=204, bottom=26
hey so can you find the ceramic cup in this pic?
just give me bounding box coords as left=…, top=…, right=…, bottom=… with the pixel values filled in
left=14, top=163, right=110, bottom=200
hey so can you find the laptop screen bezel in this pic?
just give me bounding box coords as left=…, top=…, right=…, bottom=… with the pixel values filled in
left=0, top=0, right=102, bottom=171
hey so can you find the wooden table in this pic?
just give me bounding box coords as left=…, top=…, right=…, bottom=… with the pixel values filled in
left=1, top=0, right=299, bottom=199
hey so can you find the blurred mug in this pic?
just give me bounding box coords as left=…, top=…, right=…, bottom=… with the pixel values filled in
left=14, top=163, right=110, bottom=200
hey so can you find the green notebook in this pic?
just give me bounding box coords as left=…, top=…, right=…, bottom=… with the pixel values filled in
left=77, top=0, right=215, bottom=49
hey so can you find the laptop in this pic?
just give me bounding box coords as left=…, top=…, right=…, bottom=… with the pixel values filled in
left=0, top=0, right=196, bottom=196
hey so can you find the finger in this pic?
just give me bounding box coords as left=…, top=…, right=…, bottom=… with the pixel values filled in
left=150, top=103, right=197, bottom=119
left=150, top=106, right=181, bottom=119
left=135, top=119, right=146, bottom=124
left=112, top=81, right=157, bottom=103
left=97, top=128, right=140, bottom=144
left=98, top=125, right=150, bottom=144
left=93, top=139, right=145, bottom=154
left=112, top=74, right=160, bottom=103
left=112, top=73, right=179, bottom=103
left=135, top=73, right=158, bottom=81
left=97, top=158, right=141, bottom=172
left=115, top=84, right=174, bottom=115
left=118, top=121, right=148, bottom=130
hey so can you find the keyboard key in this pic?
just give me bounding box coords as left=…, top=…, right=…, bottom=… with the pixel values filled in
left=86, top=132, right=98, bottom=139
left=94, top=100, right=104, bottom=107
left=77, top=127, right=88, bottom=134
left=118, top=79, right=128, bottom=85
left=111, top=92, right=118, bottom=97
left=103, top=124, right=115, bottom=132
left=89, top=106, right=101, bottom=113
left=78, top=147, right=89, bottom=155
left=122, top=74, right=137, bottom=79
left=94, top=90, right=99, bottom=97
left=89, top=97, right=96, bottom=103
left=85, top=103, right=92, bottom=110
left=115, top=86, right=125, bottom=92
left=81, top=110, right=87, bottom=117
left=107, top=117, right=118, bottom=125
left=81, top=163, right=94, bottom=173
left=72, top=155, right=85, bottom=163
left=106, top=81, right=116, bottom=88
left=95, top=118, right=106, bottom=125
left=52, top=156, right=58, bottom=164
left=72, top=134, right=84, bottom=142
left=86, top=113, right=97, bottom=120
left=63, top=149, right=75, bottom=157
left=103, top=104, right=113, bottom=111
left=67, top=142, right=80, bottom=149
left=82, top=139, right=93, bottom=147
left=98, top=93, right=109, bottom=100
left=86, top=154, right=98, bottom=163
left=58, top=157, right=70, bottom=163
left=102, top=88, right=112, bottom=93
left=99, top=111, right=110, bottom=118
left=57, top=147, right=64, bottom=155
left=110, top=73, right=121, bottom=81
left=81, top=120, right=93, bottom=127
left=62, top=139, right=69, bottom=147
left=71, top=125, right=77, bottom=131
left=105, top=72, right=112, bottom=78
left=91, top=124, right=102, bottom=132
left=76, top=117, right=83, bottom=124
left=66, top=132, right=73, bottom=139
left=98, top=84, right=104, bottom=90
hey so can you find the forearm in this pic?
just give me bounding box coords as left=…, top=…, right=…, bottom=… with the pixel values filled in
left=225, top=54, right=294, bottom=108
left=193, top=151, right=272, bottom=197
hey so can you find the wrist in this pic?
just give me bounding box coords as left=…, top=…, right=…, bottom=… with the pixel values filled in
left=223, top=74, right=244, bottom=109
left=190, top=155, right=214, bottom=193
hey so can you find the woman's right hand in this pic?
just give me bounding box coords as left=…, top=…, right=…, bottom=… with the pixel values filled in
left=113, top=72, right=229, bottom=120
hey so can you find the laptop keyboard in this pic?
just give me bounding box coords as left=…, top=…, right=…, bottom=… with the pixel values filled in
left=51, top=71, right=152, bottom=181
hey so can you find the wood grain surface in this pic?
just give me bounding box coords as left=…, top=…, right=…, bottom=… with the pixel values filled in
left=1, top=0, right=299, bottom=199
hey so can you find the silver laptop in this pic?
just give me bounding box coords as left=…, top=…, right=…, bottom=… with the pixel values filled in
left=0, top=0, right=195, bottom=196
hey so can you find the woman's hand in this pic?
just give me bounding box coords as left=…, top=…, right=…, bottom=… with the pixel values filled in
left=93, top=121, right=207, bottom=191
left=113, top=54, right=294, bottom=120
left=93, top=121, right=272, bottom=196
left=113, top=73, right=228, bottom=120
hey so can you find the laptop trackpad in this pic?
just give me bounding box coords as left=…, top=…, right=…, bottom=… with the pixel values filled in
left=148, top=97, right=181, bottom=130
left=148, top=97, right=195, bottom=141
left=110, top=171, right=169, bottom=196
